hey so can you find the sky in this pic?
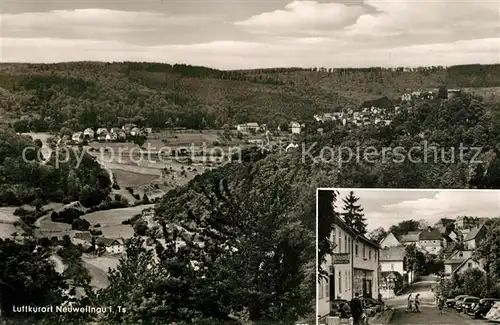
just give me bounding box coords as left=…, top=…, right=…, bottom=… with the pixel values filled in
left=1, top=0, right=499, bottom=69
left=333, top=189, right=500, bottom=231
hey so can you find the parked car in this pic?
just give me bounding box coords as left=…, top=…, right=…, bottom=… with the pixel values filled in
left=330, top=299, right=351, bottom=318
left=456, top=296, right=475, bottom=312
left=360, top=297, right=385, bottom=313
left=447, top=295, right=468, bottom=308
left=470, top=298, right=500, bottom=319
left=461, top=296, right=480, bottom=314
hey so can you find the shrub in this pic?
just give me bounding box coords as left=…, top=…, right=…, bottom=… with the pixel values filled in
left=90, top=229, right=102, bottom=236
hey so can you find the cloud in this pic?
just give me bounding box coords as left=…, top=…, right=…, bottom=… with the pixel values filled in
left=234, top=1, right=367, bottom=35
left=336, top=190, right=500, bottom=231
left=2, top=36, right=498, bottom=69
left=0, top=9, right=217, bottom=38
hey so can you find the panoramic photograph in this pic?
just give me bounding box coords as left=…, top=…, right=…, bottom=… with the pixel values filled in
left=317, top=189, right=500, bottom=325
left=0, top=0, right=499, bottom=324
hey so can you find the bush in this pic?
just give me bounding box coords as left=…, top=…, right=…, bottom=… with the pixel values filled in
left=133, top=219, right=148, bottom=236
left=94, top=223, right=101, bottom=228
left=72, top=218, right=90, bottom=231
left=90, top=229, right=102, bottom=236
left=112, top=183, right=120, bottom=190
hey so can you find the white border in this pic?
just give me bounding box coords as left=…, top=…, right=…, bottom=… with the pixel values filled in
left=315, top=187, right=500, bottom=325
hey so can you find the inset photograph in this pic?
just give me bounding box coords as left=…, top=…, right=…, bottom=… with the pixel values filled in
left=317, top=188, right=500, bottom=325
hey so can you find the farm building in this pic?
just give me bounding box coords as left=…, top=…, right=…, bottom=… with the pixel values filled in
left=96, top=237, right=125, bottom=254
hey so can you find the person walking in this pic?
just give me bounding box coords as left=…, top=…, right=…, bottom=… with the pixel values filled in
left=350, top=292, right=364, bottom=325
left=407, top=294, right=413, bottom=312
left=415, top=294, right=421, bottom=313
left=438, top=295, right=445, bottom=313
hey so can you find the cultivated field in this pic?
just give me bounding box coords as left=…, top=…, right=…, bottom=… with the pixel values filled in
left=83, top=205, right=155, bottom=238
left=0, top=207, right=21, bottom=238
left=111, top=169, right=159, bottom=187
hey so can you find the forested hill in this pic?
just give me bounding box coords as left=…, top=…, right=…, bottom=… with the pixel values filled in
left=0, top=62, right=499, bottom=132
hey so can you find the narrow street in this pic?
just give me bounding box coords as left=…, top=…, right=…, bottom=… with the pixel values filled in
left=385, top=275, right=490, bottom=325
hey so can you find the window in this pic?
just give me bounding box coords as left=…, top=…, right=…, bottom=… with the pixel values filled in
left=344, top=235, right=347, bottom=254
left=363, top=246, right=366, bottom=259
left=369, top=249, right=372, bottom=260
left=325, top=277, right=329, bottom=298
left=348, top=237, right=351, bottom=253
left=339, top=235, right=342, bottom=253
left=355, top=243, right=359, bottom=256
left=468, top=262, right=472, bottom=268
left=391, top=264, right=394, bottom=270
left=339, top=271, right=342, bottom=294
left=345, top=271, right=348, bottom=292
left=319, top=279, right=324, bottom=299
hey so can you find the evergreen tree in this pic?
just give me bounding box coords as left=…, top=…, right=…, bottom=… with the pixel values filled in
left=341, top=191, right=367, bottom=234
left=317, top=189, right=339, bottom=277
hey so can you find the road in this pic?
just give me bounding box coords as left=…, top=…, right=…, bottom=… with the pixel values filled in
left=386, top=275, right=489, bottom=325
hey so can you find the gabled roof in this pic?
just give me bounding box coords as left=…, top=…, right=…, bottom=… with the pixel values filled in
left=380, top=246, right=405, bottom=261
left=333, top=215, right=379, bottom=249
left=399, top=233, right=420, bottom=242
left=419, top=228, right=442, bottom=240
left=381, top=271, right=403, bottom=279
left=464, top=225, right=484, bottom=241
left=96, top=237, right=123, bottom=247
left=452, top=257, right=485, bottom=274
left=444, top=259, right=465, bottom=265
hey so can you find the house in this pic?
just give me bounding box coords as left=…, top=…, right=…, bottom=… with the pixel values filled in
left=96, top=237, right=125, bottom=254
left=122, top=124, right=137, bottom=134
left=418, top=228, right=443, bottom=254
left=379, top=271, right=404, bottom=299
left=96, top=128, right=109, bottom=141
left=105, top=133, right=112, bottom=142
left=452, top=257, right=485, bottom=276
left=317, top=213, right=380, bottom=317
left=72, top=232, right=93, bottom=246
left=401, top=93, right=412, bottom=102
left=290, top=122, right=301, bottom=134
left=447, top=89, right=461, bottom=99
left=71, top=132, right=84, bottom=144
left=463, top=225, right=487, bottom=250
left=110, top=127, right=121, bottom=134
left=236, top=123, right=259, bottom=133
left=399, top=231, right=420, bottom=246
left=83, top=128, right=94, bottom=140
left=379, top=246, right=406, bottom=282
left=435, top=218, right=455, bottom=228
left=145, top=127, right=153, bottom=134
left=444, top=250, right=474, bottom=275
left=379, top=232, right=400, bottom=248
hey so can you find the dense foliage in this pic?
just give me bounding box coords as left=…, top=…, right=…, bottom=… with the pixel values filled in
left=0, top=127, right=110, bottom=206
left=1, top=63, right=500, bottom=132
left=303, top=92, right=500, bottom=188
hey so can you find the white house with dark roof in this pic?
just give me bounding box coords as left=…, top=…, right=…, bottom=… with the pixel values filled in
left=418, top=228, right=443, bottom=254
left=96, top=237, right=125, bottom=254
left=83, top=128, right=95, bottom=140
left=71, top=132, right=84, bottom=144
left=236, top=123, right=259, bottom=133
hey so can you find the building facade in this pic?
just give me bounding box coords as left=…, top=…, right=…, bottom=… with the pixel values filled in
left=379, top=232, right=400, bottom=248
left=317, top=216, right=380, bottom=317
left=418, top=228, right=443, bottom=254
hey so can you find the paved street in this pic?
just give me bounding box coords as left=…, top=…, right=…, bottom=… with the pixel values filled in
left=384, top=275, right=491, bottom=325
left=390, top=307, right=490, bottom=325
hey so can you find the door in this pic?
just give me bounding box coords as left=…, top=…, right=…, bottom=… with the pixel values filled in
left=330, top=274, right=335, bottom=299
left=363, top=279, right=372, bottom=298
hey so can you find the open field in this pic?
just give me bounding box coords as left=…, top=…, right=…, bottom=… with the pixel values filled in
left=0, top=207, right=22, bottom=238
left=82, top=259, right=110, bottom=289
left=111, top=169, right=159, bottom=187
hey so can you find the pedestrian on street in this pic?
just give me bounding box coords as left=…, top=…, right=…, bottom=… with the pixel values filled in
left=438, top=295, right=445, bottom=313
left=407, top=294, right=412, bottom=312
left=415, top=294, right=420, bottom=313
left=350, top=292, right=364, bottom=325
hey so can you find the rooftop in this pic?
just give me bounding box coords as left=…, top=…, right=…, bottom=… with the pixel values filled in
left=419, top=228, right=442, bottom=240
left=464, top=225, right=484, bottom=241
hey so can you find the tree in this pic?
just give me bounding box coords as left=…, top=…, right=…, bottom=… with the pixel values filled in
left=341, top=191, right=367, bottom=234
left=389, top=220, right=420, bottom=238
left=317, top=189, right=339, bottom=277
left=368, top=227, right=387, bottom=244
left=404, top=244, right=425, bottom=279
left=418, top=219, right=429, bottom=230
left=133, top=135, right=146, bottom=147
left=133, top=219, right=148, bottom=236
left=438, top=85, right=448, bottom=99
